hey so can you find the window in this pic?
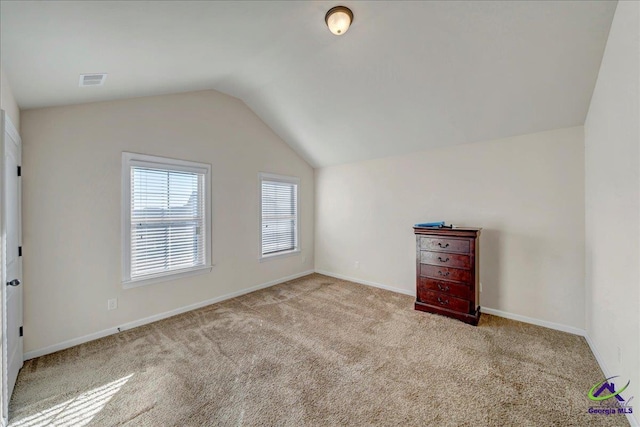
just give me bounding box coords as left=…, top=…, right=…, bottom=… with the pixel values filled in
left=259, top=173, right=300, bottom=260
left=122, top=153, right=211, bottom=288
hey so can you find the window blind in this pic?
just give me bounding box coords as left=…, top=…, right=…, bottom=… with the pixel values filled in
left=261, top=180, right=298, bottom=255
left=130, top=167, right=205, bottom=278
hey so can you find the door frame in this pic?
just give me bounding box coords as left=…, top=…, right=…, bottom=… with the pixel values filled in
left=0, top=109, right=21, bottom=425
left=0, top=109, right=7, bottom=426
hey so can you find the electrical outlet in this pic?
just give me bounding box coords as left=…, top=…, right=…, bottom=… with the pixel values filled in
left=480, top=282, right=483, bottom=293
left=107, top=298, right=118, bottom=311
left=302, top=255, right=307, bottom=264
left=617, top=346, right=621, bottom=363
left=354, top=261, right=360, bottom=269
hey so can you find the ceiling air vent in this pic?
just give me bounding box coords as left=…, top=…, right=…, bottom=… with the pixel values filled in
left=79, top=73, right=107, bottom=87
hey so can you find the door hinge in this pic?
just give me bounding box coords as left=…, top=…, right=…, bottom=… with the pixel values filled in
left=17, top=166, right=21, bottom=177
left=18, top=246, right=22, bottom=257
left=19, top=326, right=23, bottom=337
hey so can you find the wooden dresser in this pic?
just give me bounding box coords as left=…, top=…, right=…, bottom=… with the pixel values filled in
left=414, top=227, right=481, bottom=325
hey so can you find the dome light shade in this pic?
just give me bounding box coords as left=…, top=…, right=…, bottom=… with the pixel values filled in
left=325, top=6, right=353, bottom=36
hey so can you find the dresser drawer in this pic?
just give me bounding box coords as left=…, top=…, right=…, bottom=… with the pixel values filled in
left=417, top=289, right=470, bottom=313
left=418, top=277, right=472, bottom=300
left=420, top=264, right=471, bottom=283
left=420, top=251, right=470, bottom=269
left=419, top=237, right=470, bottom=254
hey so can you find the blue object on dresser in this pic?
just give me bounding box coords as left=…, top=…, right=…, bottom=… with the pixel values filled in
left=414, top=221, right=445, bottom=228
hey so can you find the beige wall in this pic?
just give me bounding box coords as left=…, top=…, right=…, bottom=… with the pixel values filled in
left=21, top=90, right=314, bottom=354
left=315, top=127, right=585, bottom=329
left=585, top=0, right=639, bottom=415
left=1, top=67, right=20, bottom=130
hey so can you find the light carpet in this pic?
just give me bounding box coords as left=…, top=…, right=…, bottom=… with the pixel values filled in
left=9, top=274, right=627, bottom=426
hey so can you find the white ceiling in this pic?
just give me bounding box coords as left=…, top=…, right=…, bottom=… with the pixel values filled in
left=0, top=1, right=616, bottom=167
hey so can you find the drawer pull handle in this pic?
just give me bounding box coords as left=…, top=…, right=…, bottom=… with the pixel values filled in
left=438, top=271, right=450, bottom=277
left=438, top=242, right=449, bottom=248
left=437, top=283, right=450, bottom=292
left=438, top=257, right=449, bottom=263
left=437, top=297, right=449, bottom=306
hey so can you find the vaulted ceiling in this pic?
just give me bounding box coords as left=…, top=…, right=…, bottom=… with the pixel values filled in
left=0, top=1, right=616, bottom=167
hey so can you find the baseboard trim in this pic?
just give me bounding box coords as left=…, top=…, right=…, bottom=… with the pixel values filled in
left=583, top=333, right=609, bottom=374
left=23, top=270, right=315, bottom=361
left=314, top=270, right=414, bottom=297
left=481, top=307, right=586, bottom=336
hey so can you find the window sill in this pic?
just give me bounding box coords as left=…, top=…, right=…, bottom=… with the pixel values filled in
left=122, top=265, right=213, bottom=289
left=259, top=249, right=300, bottom=263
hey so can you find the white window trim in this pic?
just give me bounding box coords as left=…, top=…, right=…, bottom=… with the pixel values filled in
left=122, top=152, right=212, bottom=289
left=258, top=172, right=301, bottom=262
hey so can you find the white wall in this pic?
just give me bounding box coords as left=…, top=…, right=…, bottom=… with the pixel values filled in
left=21, top=90, right=314, bottom=354
left=0, top=67, right=20, bottom=130
left=315, top=127, right=585, bottom=329
left=584, top=0, right=639, bottom=417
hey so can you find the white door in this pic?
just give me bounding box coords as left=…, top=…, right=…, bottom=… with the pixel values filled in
left=1, top=110, right=23, bottom=420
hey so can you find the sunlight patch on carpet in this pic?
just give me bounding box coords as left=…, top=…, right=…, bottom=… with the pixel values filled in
left=9, top=374, right=133, bottom=427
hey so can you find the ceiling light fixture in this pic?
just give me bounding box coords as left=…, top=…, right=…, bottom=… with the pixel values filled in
left=325, top=6, right=353, bottom=36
